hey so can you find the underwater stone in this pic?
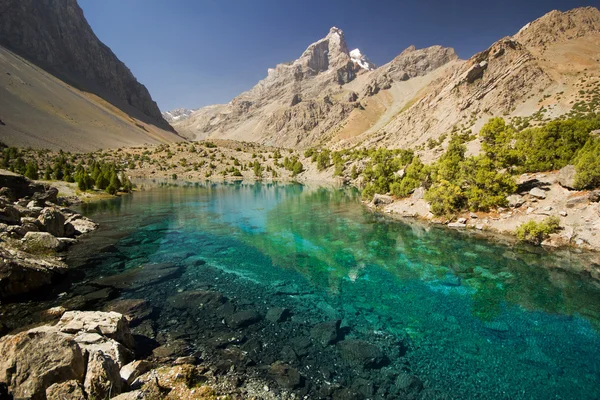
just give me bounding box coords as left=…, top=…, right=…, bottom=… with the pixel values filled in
left=269, top=362, right=303, bottom=389
left=167, top=290, right=226, bottom=310
left=226, top=310, right=262, bottom=329
left=93, top=263, right=183, bottom=291
left=266, top=307, right=291, bottom=323
left=310, top=320, right=341, bottom=346
left=338, top=339, right=388, bottom=369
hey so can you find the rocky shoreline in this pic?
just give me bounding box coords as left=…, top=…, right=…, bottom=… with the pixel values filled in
left=365, top=169, right=600, bottom=253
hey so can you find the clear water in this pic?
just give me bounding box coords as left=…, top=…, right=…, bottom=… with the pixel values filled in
left=74, top=181, right=600, bottom=399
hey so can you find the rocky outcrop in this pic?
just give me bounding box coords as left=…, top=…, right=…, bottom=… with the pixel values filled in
left=0, top=311, right=136, bottom=400
left=0, top=170, right=98, bottom=300
left=0, top=0, right=171, bottom=130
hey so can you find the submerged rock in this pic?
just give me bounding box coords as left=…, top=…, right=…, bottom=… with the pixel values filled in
left=266, top=307, right=291, bottom=323
left=167, top=290, right=226, bottom=310
left=93, top=263, right=183, bottom=291
left=338, top=339, right=388, bottom=368
left=104, top=299, right=154, bottom=325
left=269, top=362, right=303, bottom=389
left=310, top=320, right=341, bottom=346
left=226, top=310, right=262, bottom=329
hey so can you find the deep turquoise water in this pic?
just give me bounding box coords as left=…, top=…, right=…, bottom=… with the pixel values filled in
left=75, top=181, right=600, bottom=399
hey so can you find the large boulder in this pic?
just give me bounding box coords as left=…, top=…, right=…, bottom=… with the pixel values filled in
left=0, top=205, right=20, bottom=225
left=38, top=207, right=66, bottom=237
left=0, top=327, right=86, bottom=400
left=23, top=231, right=65, bottom=251
left=0, top=170, right=46, bottom=200
left=56, top=311, right=135, bottom=349
left=557, top=165, right=577, bottom=190
left=529, top=187, right=547, bottom=199
left=0, top=246, right=67, bottom=300
left=226, top=310, right=262, bottom=329
left=31, top=187, right=59, bottom=207
left=46, top=380, right=86, bottom=400
left=66, top=215, right=98, bottom=235
left=506, top=194, right=525, bottom=208
left=84, top=350, right=123, bottom=399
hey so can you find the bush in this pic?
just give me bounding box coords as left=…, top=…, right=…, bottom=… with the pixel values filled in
left=573, top=137, right=600, bottom=189
left=516, top=216, right=561, bottom=245
left=316, top=150, right=331, bottom=171
left=425, top=180, right=465, bottom=216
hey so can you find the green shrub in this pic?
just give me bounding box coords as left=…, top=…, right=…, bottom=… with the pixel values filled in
left=316, top=150, right=331, bottom=171
left=516, top=216, right=561, bottom=245
left=573, top=137, right=600, bottom=189
left=425, top=180, right=465, bottom=216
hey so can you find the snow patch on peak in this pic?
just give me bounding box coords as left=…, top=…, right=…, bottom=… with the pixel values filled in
left=350, top=48, right=376, bottom=71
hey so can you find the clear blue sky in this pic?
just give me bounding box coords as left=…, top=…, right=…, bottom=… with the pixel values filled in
left=78, top=0, right=595, bottom=111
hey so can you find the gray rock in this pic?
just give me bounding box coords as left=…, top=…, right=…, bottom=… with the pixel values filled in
left=167, top=290, right=226, bottom=310
left=457, top=217, right=467, bottom=224
left=557, top=165, right=577, bottom=190
left=226, top=310, right=262, bottom=329
left=152, top=339, right=189, bottom=358
left=566, top=195, right=589, bottom=208
left=23, top=231, right=65, bottom=251
left=529, top=187, right=547, bottom=199
left=66, top=215, right=98, bottom=235
left=372, top=194, right=393, bottom=206
left=411, top=186, right=426, bottom=200
left=37, top=207, right=66, bottom=237
left=56, top=311, right=135, bottom=349
left=448, top=222, right=467, bottom=228
left=310, top=320, right=341, bottom=346
left=507, top=194, right=525, bottom=208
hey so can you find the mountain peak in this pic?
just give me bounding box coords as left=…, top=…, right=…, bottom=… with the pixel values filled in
left=350, top=48, right=376, bottom=71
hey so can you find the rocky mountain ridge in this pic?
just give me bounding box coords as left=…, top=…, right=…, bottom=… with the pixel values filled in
left=174, top=7, right=600, bottom=155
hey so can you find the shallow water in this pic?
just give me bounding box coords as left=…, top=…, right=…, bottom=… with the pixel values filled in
left=68, top=182, right=600, bottom=398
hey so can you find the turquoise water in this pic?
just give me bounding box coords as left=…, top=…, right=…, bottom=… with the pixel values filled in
left=75, top=181, right=600, bottom=399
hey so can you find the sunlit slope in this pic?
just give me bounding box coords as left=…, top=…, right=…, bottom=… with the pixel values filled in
left=0, top=45, right=183, bottom=151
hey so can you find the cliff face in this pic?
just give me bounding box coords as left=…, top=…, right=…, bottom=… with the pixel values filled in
left=0, top=0, right=171, bottom=130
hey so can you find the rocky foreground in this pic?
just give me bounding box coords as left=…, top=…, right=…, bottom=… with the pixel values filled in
left=0, top=170, right=98, bottom=300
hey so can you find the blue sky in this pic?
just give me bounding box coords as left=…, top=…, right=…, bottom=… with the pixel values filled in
left=78, top=0, right=594, bottom=111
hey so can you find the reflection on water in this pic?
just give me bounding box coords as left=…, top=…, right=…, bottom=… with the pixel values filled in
left=76, top=181, right=600, bottom=399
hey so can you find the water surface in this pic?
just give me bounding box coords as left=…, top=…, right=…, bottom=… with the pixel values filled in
left=73, top=181, right=600, bottom=399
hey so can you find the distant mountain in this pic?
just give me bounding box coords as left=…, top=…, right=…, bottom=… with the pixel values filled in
left=174, top=7, right=600, bottom=155
left=0, top=0, right=182, bottom=151
left=162, top=108, right=198, bottom=123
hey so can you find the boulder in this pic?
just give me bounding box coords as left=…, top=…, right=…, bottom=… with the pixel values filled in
left=84, top=350, right=123, bottom=399
left=310, top=320, right=341, bottom=346
left=0, top=246, right=67, bottom=299
left=37, top=207, right=66, bottom=237
left=507, top=194, right=525, bottom=208
left=338, top=340, right=388, bottom=368
left=31, top=187, right=59, bottom=206
left=448, top=222, right=467, bottom=229
left=120, top=360, right=154, bottom=386
left=372, top=194, right=393, bottom=206
left=226, top=310, right=262, bottom=329
left=152, top=339, right=189, bottom=359
left=73, top=332, right=133, bottom=369
left=0, top=205, right=20, bottom=225
left=557, top=165, right=577, bottom=190
left=23, top=231, right=65, bottom=251
left=66, top=215, right=98, bottom=235
left=0, top=171, right=46, bottom=200
left=411, top=187, right=426, bottom=200
left=56, top=311, right=135, bottom=349
left=46, top=380, right=86, bottom=400
left=0, top=327, right=86, bottom=400
left=529, top=187, right=547, bottom=199
left=269, top=362, right=303, bottom=389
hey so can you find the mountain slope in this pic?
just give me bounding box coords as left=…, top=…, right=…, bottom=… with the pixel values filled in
left=175, top=27, right=458, bottom=148
left=176, top=7, right=600, bottom=154
left=0, top=0, right=182, bottom=151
